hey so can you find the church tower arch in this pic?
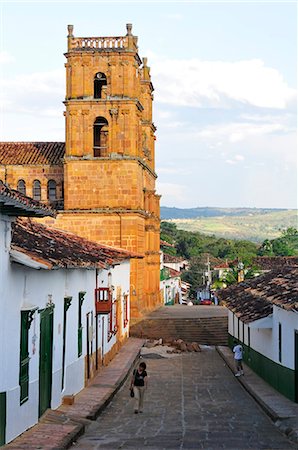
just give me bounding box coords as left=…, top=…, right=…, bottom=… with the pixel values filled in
left=94, top=72, right=107, bottom=99
left=93, top=117, right=108, bottom=157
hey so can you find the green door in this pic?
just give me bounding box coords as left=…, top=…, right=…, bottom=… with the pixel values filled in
left=295, top=330, right=298, bottom=403
left=0, top=392, right=6, bottom=446
left=39, top=307, right=54, bottom=417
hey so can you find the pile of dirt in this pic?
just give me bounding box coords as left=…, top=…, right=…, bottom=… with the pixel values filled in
left=141, top=338, right=201, bottom=358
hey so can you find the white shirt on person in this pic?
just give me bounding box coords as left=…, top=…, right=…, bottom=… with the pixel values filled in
left=233, top=344, right=243, bottom=360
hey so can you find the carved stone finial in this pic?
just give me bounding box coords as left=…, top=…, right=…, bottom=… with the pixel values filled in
left=67, top=25, right=74, bottom=37
left=143, top=57, right=148, bottom=67
left=126, top=23, right=132, bottom=36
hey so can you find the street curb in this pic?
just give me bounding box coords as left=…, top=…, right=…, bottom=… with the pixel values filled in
left=216, top=346, right=279, bottom=421
left=86, top=349, right=142, bottom=421
left=216, top=346, right=298, bottom=445
left=61, top=422, right=86, bottom=449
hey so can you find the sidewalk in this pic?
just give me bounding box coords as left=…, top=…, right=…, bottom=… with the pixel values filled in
left=5, top=337, right=144, bottom=449
left=217, top=346, right=298, bottom=444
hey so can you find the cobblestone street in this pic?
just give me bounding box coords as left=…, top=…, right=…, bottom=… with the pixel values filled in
left=72, top=348, right=295, bottom=449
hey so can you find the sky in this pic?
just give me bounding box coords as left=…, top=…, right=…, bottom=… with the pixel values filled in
left=0, top=0, right=297, bottom=209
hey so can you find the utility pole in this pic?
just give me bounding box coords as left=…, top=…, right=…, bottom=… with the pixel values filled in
left=238, top=261, right=244, bottom=283
left=206, top=256, right=212, bottom=291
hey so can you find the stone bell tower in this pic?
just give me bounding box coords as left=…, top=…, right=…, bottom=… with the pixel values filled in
left=60, top=24, right=161, bottom=318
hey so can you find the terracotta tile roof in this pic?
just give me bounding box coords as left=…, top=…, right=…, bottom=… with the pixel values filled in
left=0, top=142, right=65, bottom=165
left=214, top=262, right=230, bottom=269
left=253, top=256, right=298, bottom=270
left=11, top=218, right=142, bottom=270
left=0, top=181, right=55, bottom=217
left=200, top=253, right=226, bottom=268
left=164, top=266, right=181, bottom=278
left=163, top=253, right=185, bottom=263
left=160, top=240, right=175, bottom=248
left=218, top=266, right=298, bottom=323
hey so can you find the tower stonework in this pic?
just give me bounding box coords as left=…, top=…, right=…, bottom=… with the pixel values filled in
left=54, top=24, right=161, bottom=318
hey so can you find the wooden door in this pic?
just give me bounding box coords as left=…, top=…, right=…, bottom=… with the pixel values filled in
left=101, top=317, right=105, bottom=366
left=39, top=307, right=54, bottom=417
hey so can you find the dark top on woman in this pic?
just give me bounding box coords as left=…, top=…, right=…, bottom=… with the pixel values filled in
left=133, top=369, right=147, bottom=386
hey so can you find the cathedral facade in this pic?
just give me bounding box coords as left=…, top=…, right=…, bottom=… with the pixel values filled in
left=0, top=24, right=161, bottom=319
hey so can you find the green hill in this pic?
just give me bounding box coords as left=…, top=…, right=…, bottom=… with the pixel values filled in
left=166, top=210, right=297, bottom=243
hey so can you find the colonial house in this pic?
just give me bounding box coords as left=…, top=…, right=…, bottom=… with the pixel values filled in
left=213, top=261, right=231, bottom=281
left=163, top=253, right=189, bottom=273
left=181, top=280, right=191, bottom=303
left=218, top=265, right=298, bottom=402
left=159, top=245, right=185, bottom=305
left=0, top=182, right=137, bottom=446
left=0, top=23, right=161, bottom=321
left=160, top=265, right=182, bottom=306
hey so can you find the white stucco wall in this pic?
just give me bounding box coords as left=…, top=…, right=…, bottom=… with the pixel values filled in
left=160, top=277, right=181, bottom=305
left=0, top=213, right=131, bottom=444
left=272, top=306, right=298, bottom=369
left=228, top=307, right=298, bottom=370
left=2, top=263, right=100, bottom=442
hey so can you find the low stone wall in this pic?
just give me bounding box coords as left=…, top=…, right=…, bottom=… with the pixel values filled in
left=130, top=317, right=228, bottom=346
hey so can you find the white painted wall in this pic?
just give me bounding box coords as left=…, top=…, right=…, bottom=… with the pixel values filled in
left=0, top=213, right=131, bottom=444
left=228, top=307, right=298, bottom=370
left=97, top=261, right=131, bottom=355
left=272, top=307, right=298, bottom=369
left=160, top=277, right=181, bottom=305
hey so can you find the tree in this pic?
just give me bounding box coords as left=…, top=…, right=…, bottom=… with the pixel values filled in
left=181, top=257, right=205, bottom=297
left=282, top=227, right=298, bottom=237
left=258, top=227, right=298, bottom=256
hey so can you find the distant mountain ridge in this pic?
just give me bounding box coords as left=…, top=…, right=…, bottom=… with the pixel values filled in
left=160, top=208, right=297, bottom=242
left=160, top=206, right=287, bottom=220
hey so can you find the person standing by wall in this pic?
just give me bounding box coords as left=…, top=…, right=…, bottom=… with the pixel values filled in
left=233, top=340, right=244, bottom=376
left=130, top=361, right=148, bottom=413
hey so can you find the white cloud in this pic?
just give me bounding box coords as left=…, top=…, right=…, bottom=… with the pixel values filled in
left=151, top=57, right=296, bottom=109
left=197, top=122, right=290, bottom=143
left=156, top=181, right=188, bottom=206
left=0, top=69, right=64, bottom=114
left=155, top=110, right=174, bottom=120
left=0, top=51, right=15, bottom=64
left=225, top=154, right=244, bottom=165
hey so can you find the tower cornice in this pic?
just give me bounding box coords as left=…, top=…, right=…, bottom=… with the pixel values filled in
left=63, top=154, right=158, bottom=179
left=63, top=98, right=144, bottom=111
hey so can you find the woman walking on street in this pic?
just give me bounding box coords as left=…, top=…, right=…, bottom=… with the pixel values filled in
left=130, top=361, right=148, bottom=414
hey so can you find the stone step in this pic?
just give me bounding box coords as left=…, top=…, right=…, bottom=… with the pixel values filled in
left=130, top=316, right=228, bottom=345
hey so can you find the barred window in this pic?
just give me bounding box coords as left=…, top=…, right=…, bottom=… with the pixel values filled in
left=17, top=179, right=26, bottom=195
left=47, top=180, right=56, bottom=201
left=33, top=180, right=41, bottom=201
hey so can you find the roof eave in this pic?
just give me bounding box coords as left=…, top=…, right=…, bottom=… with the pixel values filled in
left=10, top=248, right=52, bottom=270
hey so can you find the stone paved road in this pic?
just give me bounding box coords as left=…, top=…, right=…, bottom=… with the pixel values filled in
left=72, top=348, right=295, bottom=449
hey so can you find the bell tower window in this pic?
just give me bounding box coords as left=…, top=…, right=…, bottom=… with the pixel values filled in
left=94, top=117, right=108, bottom=157
left=94, top=72, right=107, bottom=99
